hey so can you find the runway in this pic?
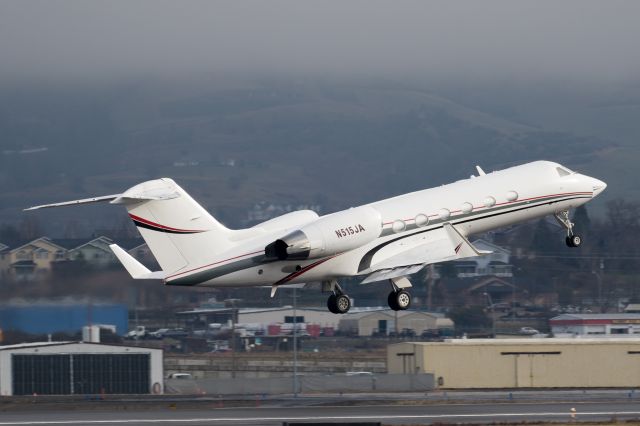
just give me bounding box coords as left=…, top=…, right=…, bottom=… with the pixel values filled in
left=1, top=401, right=640, bottom=425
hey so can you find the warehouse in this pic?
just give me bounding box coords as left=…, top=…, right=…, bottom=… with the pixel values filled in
left=388, top=338, right=640, bottom=388
left=340, top=310, right=454, bottom=336
left=550, top=313, right=640, bottom=336
left=0, top=342, right=163, bottom=396
left=0, top=302, right=128, bottom=335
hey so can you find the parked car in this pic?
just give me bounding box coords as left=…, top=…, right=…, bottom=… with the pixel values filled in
left=346, top=371, right=374, bottom=376
left=125, top=326, right=147, bottom=340
left=161, top=328, right=189, bottom=338
left=519, top=327, right=540, bottom=335
left=166, top=373, right=193, bottom=380
left=149, top=328, right=170, bottom=339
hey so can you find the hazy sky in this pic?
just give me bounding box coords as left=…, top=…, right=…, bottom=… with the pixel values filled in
left=1, top=0, right=639, bottom=84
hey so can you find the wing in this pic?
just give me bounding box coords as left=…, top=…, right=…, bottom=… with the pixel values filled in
left=360, top=223, right=491, bottom=284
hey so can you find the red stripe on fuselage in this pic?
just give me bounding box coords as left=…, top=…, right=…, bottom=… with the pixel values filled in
left=129, top=213, right=206, bottom=233
left=382, top=191, right=592, bottom=225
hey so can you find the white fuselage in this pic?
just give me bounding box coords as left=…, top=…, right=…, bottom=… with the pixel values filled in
left=164, top=161, right=606, bottom=288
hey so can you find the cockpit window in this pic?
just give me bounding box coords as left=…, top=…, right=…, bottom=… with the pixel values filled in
left=556, top=167, right=571, bottom=177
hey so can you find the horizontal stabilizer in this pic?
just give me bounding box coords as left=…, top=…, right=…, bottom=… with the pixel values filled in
left=109, top=244, right=165, bottom=280
left=24, top=192, right=180, bottom=211
left=24, top=195, right=122, bottom=211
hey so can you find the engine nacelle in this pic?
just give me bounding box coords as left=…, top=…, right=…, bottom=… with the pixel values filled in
left=264, top=205, right=382, bottom=260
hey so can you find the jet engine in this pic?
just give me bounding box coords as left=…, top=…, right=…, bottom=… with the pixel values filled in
left=264, top=205, right=382, bottom=260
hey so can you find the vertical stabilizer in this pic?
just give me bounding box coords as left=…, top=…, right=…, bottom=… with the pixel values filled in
left=115, top=178, right=232, bottom=275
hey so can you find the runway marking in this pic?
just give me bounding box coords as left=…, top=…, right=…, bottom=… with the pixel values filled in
left=2, top=411, right=640, bottom=424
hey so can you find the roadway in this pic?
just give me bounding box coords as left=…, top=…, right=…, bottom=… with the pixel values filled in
left=1, top=400, right=640, bottom=425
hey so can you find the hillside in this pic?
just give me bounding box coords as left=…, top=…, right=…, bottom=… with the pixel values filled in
left=0, top=77, right=619, bottom=234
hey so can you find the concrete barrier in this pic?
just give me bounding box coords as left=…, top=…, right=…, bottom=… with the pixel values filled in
left=166, top=373, right=434, bottom=395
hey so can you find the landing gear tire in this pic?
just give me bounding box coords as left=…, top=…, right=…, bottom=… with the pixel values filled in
left=327, top=293, right=351, bottom=314
left=388, top=290, right=411, bottom=311
left=327, top=294, right=339, bottom=314
left=388, top=292, right=399, bottom=311
left=555, top=210, right=582, bottom=249
left=566, top=235, right=582, bottom=248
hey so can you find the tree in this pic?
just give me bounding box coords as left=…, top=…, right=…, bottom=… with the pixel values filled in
left=531, top=218, right=556, bottom=254
left=448, top=306, right=492, bottom=334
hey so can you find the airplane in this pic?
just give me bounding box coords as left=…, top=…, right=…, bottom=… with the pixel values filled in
left=25, top=160, right=606, bottom=314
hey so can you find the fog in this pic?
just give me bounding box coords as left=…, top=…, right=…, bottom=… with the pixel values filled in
left=1, top=0, right=639, bottom=85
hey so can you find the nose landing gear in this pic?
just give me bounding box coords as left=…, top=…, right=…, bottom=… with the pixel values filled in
left=555, top=210, right=582, bottom=248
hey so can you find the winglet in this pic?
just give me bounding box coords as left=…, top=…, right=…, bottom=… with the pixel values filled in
left=475, top=165, right=486, bottom=176
left=109, top=244, right=165, bottom=280
left=443, top=223, right=492, bottom=258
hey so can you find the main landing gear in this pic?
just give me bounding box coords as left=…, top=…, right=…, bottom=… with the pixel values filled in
left=387, top=277, right=412, bottom=311
left=555, top=210, right=582, bottom=248
left=325, top=280, right=351, bottom=314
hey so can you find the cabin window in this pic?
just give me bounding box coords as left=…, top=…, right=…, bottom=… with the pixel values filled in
left=415, top=214, right=429, bottom=227
left=483, top=196, right=496, bottom=208
left=438, top=209, right=451, bottom=220
left=392, top=220, right=406, bottom=233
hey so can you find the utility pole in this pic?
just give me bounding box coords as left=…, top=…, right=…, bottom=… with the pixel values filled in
left=228, top=301, right=238, bottom=379
left=426, top=264, right=435, bottom=311
left=593, top=259, right=605, bottom=312
left=293, top=287, right=298, bottom=398
left=484, top=292, right=496, bottom=338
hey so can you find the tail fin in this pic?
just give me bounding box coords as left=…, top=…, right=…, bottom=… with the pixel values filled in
left=116, top=178, right=232, bottom=275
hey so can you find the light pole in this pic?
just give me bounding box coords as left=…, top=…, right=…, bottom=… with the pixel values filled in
left=592, top=259, right=604, bottom=312
left=484, top=292, right=496, bottom=338
left=292, top=287, right=299, bottom=398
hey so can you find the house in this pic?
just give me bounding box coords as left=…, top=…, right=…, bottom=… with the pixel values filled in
left=67, top=236, right=117, bottom=266
left=4, top=238, right=68, bottom=280
left=438, top=276, right=520, bottom=309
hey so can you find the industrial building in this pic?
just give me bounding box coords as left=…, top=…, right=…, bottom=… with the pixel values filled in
left=339, top=310, right=453, bottom=336
left=238, top=307, right=340, bottom=328
left=388, top=338, right=640, bottom=388
left=0, top=342, right=163, bottom=396
left=0, top=302, right=128, bottom=335
left=550, top=313, right=640, bottom=336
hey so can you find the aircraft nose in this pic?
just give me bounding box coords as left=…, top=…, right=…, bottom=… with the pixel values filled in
left=590, top=177, right=607, bottom=197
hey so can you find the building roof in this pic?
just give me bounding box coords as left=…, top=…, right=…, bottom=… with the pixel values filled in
left=341, top=310, right=393, bottom=320
left=58, top=236, right=114, bottom=251
left=0, top=341, right=163, bottom=352
left=0, top=341, right=72, bottom=351
left=551, top=314, right=640, bottom=321
left=391, top=337, right=640, bottom=346
left=394, top=310, right=441, bottom=319
left=10, top=237, right=67, bottom=253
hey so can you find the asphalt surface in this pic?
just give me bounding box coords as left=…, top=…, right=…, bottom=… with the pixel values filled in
left=2, top=400, right=640, bottom=425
